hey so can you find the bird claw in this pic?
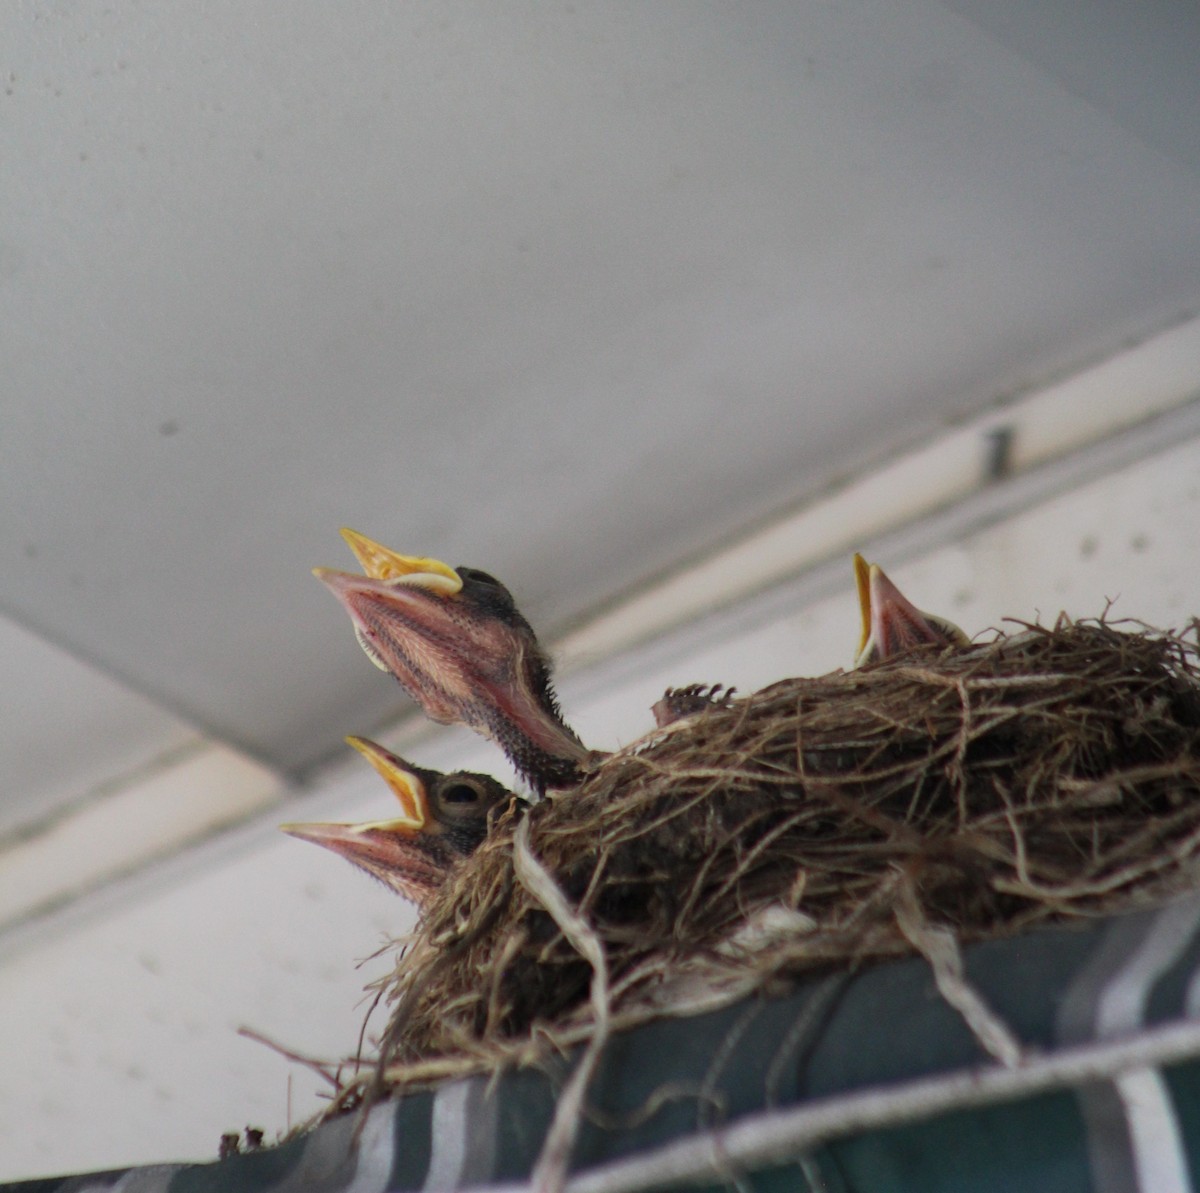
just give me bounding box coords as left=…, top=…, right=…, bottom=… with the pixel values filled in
left=652, top=683, right=737, bottom=728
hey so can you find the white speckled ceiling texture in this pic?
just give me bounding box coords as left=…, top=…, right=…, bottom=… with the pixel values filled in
left=2, top=1, right=1198, bottom=837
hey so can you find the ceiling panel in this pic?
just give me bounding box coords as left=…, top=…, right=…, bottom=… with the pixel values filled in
left=0, top=619, right=196, bottom=841
left=2, top=1, right=1198, bottom=776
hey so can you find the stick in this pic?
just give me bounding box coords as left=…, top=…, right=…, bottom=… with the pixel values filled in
left=513, top=817, right=612, bottom=1193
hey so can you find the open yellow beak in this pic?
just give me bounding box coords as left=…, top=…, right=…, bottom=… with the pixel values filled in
left=852, top=552, right=967, bottom=667
left=336, top=527, right=463, bottom=595
left=343, top=735, right=430, bottom=833
left=853, top=552, right=873, bottom=662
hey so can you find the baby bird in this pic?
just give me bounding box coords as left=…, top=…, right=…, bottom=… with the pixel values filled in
left=281, top=736, right=512, bottom=906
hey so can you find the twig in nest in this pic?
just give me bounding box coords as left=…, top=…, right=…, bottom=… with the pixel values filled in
left=513, top=816, right=612, bottom=1193
left=237, top=1025, right=346, bottom=1089
left=893, top=878, right=1023, bottom=1068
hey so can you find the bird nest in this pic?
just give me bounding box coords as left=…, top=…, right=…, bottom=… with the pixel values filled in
left=343, top=617, right=1200, bottom=1103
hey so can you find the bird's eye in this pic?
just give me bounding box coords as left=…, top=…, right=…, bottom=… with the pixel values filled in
left=440, top=780, right=483, bottom=805
left=455, top=567, right=519, bottom=616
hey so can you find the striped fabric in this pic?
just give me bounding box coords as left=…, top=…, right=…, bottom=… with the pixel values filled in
left=11, top=894, right=1200, bottom=1192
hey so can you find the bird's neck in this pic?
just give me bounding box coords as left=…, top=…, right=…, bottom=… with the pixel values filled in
left=479, top=679, right=589, bottom=795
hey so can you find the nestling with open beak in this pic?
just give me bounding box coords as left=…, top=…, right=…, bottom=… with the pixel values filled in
left=314, top=529, right=591, bottom=794
left=281, top=736, right=512, bottom=906
left=633, top=555, right=969, bottom=732
left=853, top=553, right=968, bottom=667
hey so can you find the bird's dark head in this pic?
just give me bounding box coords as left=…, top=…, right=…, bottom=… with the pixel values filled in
left=280, top=736, right=512, bottom=905
left=314, top=529, right=588, bottom=792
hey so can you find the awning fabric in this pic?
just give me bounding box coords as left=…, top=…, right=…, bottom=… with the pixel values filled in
left=11, top=892, right=1200, bottom=1192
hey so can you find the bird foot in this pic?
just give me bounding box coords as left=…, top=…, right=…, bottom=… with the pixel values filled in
left=652, top=683, right=737, bottom=728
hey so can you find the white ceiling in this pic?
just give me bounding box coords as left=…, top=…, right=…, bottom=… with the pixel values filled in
left=3, top=0, right=1199, bottom=806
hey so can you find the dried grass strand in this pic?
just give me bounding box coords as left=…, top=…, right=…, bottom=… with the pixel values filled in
left=513, top=818, right=613, bottom=1193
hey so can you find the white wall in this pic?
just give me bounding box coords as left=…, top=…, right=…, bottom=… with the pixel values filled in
left=2, top=418, right=1199, bottom=1179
